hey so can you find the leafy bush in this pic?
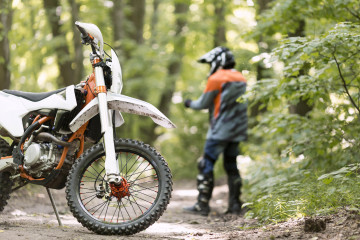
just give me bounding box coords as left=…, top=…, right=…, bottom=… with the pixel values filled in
left=242, top=21, right=360, bottom=222
left=243, top=163, right=360, bottom=223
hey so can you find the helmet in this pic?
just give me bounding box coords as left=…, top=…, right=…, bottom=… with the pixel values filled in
left=197, top=46, right=236, bottom=77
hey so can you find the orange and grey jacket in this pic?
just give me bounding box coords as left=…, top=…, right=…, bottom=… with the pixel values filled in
left=189, top=69, right=247, bottom=141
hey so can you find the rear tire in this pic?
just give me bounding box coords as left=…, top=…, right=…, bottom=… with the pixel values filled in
left=0, top=138, right=13, bottom=212
left=66, top=139, right=172, bottom=235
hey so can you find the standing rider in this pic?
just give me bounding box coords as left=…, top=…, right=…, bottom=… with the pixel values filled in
left=183, top=46, right=248, bottom=216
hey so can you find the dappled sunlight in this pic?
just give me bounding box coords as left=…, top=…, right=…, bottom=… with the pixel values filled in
left=173, top=189, right=198, bottom=197
left=145, top=222, right=206, bottom=235
left=237, top=155, right=253, bottom=179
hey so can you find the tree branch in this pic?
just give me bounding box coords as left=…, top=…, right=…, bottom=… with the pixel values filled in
left=333, top=53, right=360, bottom=116
left=345, top=7, right=360, bottom=21
left=342, top=49, right=360, bottom=63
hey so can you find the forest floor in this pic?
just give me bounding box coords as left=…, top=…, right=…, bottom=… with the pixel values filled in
left=0, top=180, right=359, bottom=240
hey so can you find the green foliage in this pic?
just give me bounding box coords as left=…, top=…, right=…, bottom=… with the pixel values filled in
left=243, top=163, right=360, bottom=223
left=243, top=0, right=360, bottom=224
left=246, top=22, right=360, bottom=169
left=252, top=0, right=360, bottom=38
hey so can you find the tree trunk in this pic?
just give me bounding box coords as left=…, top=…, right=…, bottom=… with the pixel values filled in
left=288, top=20, right=313, bottom=116
left=250, top=0, right=273, bottom=117
left=43, top=0, right=76, bottom=87
left=157, top=2, right=188, bottom=116
left=68, top=0, right=83, bottom=82
left=213, top=1, right=226, bottom=47
left=150, top=0, right=160, bottom=42
left=288, top=19, right=305, bottom=38
left=127, top=0, right=145, bottom=44
left=0, top=0, right=13, bottom=90
left=289, top=99, right=313, bottom=116
left=112, top=0, right=125, bottom=50
left=144, top=1, right=189, bottom=144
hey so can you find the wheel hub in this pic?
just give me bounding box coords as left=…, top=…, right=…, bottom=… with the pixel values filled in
left=109, top=177, right=130, bottom=200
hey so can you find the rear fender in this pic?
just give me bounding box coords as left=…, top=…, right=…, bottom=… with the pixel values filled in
left=69, top=92, right=176, bottom=132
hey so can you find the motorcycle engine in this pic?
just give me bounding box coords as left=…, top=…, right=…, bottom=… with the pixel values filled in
left=23, top=143, right=63, bottom=178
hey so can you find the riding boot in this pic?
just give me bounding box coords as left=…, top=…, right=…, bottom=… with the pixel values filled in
left=183, top=172, right=214, bottom=216
left=225, top=174, right=242, bottom=214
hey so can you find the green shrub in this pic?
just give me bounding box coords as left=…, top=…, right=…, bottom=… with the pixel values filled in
left=243, top=163, right=360, bottom=223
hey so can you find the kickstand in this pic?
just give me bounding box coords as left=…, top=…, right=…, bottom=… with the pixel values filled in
left=46, top=187, right=63, bottom=227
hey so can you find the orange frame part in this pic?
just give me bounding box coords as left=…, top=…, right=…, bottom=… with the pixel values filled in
left=55, top=73, right=97, bottom=170
left=20, top=73, right=97, bottom=181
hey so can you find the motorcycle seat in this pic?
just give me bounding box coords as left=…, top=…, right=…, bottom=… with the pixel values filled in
left=2, top=88, right=66, bottom=102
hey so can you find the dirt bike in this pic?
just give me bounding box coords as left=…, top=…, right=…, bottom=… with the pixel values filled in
left=0, top=22, right=175, bottom=235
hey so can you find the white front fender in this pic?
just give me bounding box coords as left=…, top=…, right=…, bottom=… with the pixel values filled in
left=69, top=92, right=176, bottom=132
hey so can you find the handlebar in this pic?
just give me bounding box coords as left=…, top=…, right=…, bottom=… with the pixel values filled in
left=76, top=25, right=87, bottom=37
left=75, top=22, right=93, bottom=45
left=74, top=21, right=104, bottom=58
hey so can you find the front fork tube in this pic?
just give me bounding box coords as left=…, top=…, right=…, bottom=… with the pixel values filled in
left=94, top=65, right=121, bottom=184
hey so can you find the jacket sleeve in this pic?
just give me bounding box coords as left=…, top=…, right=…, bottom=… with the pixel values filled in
left=189, top=90, right=218, bottom=110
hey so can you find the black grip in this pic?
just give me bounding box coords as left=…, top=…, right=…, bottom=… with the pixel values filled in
left=75, top=22, right=92, bottom=44
left=76, top=24, right=87, bottom=37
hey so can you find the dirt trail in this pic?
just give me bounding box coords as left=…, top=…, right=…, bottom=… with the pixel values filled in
left=0, top=181, right=359, bottom=240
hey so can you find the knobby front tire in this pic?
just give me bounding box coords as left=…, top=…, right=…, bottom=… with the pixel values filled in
left=65, top=139, right=172, bottom=235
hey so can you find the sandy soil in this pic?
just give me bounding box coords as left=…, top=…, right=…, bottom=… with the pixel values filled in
left=0, top=181, right=359, bottom=240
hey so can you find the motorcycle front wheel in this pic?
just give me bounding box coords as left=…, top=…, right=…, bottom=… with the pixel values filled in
left=66, top=139, right=172, bottom=235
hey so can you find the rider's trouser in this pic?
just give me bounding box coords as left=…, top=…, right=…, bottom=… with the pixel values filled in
left=196, top=139, right=241, bottom=206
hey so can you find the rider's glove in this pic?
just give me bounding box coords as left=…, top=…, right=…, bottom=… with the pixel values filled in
left=184, top=99, right=192, bottom=108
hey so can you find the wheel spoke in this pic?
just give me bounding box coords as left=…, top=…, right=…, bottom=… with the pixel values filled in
left=131, top=180, right=158, bottom=186
left=129, top=163, right=151, bottom=183
left=130, top=190, right=157, bottom=200
left=82, top=195, right=98, bottom=206
left=81, top=193, right=98, bottom=201
left=120, top=198, right=132, bottom=220
left=97, top=200, right=110, bottom=220
left=96, top=158, right=106, bottom=169
left=131, top=194, right=154, bottom=205
left=80, top=187, right=96, bottom=191
left=122, top=153, right=133, bottom=176
left=119, top=153, right=123, bottom=177
left=129, top=195, right=144, bottom=214
left=103, top=200, right=111, bottom=221
left=123, top=156, right=141, bottom=178
left=129, top=174, right=157, bottom=183
left=89, top=164, right=103, bottom=177
left=117, top=200, right=125, bottom=223
left=120, top=153, right=136, bottom=176
left=84, top=169, right=99, bottom=179
left=127, top=195, right=138, bottom=216
left=80, top=191, right=97, bottom=194
left=82, top=175, right=98, bottom=181
left=88, top=200, right=108, bottom=215
left=128, top=196, right=149, bottom=211
left=127, top=168, right=155, bottom=179
left=110, top=201, right=119, bottom=223
left=131, top=184, right=158, bottom=193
